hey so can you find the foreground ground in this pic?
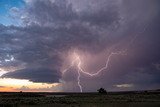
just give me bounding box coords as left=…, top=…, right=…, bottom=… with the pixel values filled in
left=0, top=90, right=160, bottom=107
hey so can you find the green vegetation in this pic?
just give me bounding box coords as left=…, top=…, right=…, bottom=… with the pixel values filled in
left=0, top=91, right=160, bottom=107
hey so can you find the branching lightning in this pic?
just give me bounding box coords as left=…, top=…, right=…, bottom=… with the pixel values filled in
left=62, top=24, right=149, bottom=92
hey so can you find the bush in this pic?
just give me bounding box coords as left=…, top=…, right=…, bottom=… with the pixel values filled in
left=97, top=88, right=107, bottom=94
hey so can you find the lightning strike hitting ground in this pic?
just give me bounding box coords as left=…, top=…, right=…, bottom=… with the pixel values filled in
left=62, top=24, right=149, bottom=92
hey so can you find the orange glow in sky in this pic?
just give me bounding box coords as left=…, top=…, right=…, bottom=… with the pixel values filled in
left=0, top=78, right=61, bottom=92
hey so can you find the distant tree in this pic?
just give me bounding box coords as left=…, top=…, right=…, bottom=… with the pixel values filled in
left=97, top=88, right=107, bottom=94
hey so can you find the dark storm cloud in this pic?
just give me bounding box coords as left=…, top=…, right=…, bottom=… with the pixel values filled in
left=0, top=0, right=121, bottom=68
left=0, top=0, right=122, bottom=84
left=0, top=0, right=160, bottom=91
left=60, top=0, right=160, bottom=91
left=25, top=0, right=77, bottom=25
left=1, top=68, right=61, bottom=83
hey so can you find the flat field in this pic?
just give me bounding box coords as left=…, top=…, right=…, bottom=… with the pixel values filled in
left=0, top=91, right=160, bottom=107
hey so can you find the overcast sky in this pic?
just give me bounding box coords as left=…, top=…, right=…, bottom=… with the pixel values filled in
left=0, top=0, right=160, bottom=92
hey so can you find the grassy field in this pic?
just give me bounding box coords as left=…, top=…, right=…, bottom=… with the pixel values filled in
left=0, top=91, right=160, bottom=107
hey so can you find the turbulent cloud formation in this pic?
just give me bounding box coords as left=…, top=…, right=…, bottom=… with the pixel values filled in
left=1, top=68, right=61, bottom=83
left=0, top=0, right=160, bottom=91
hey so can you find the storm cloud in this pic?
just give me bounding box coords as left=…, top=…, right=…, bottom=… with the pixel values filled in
left=1, top=68, right=61, bottom=83
left=0, top=0, right=160, bottom=91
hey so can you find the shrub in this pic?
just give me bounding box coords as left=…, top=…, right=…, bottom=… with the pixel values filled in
left=97, top=88, right=107, bottom=94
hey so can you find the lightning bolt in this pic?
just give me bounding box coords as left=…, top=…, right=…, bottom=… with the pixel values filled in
left=62, top=51, right=126, bottom=92
left=62, top=24, right=149, bottom=92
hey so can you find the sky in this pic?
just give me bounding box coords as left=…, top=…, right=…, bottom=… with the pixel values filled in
left=0, top=0, right=160, bottom=92
left=0, top=0, right=24, bottom=25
